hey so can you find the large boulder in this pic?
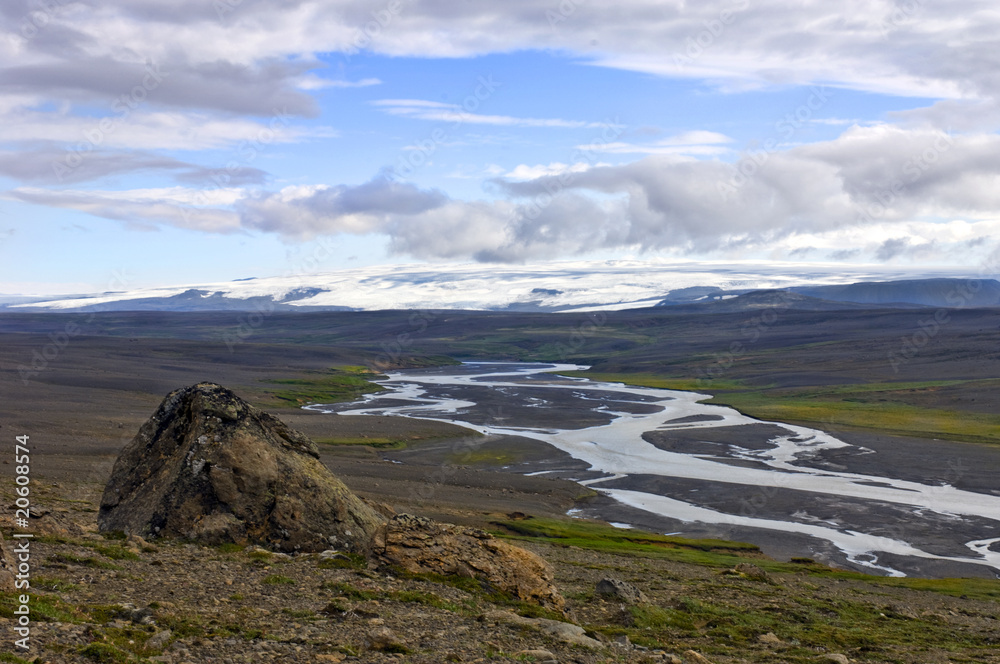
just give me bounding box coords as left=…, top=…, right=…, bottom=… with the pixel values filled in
left=376, top=514, right=565, bottom=610
left=98, top=383, right=386, bottom=553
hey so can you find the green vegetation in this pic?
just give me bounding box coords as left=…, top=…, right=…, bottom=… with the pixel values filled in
left=390, top=590, right=463, bottom=613
left=708, top=383, right=1000, bottom=444
left=317, top=552, right=367, bottom=570
left=566, top=371, right=1000, bottom=444
left=322, top=581, right=380, bottom=601
left=261, top=574, right=296, bottom=585
left=0, top=592, right=84, bottom=623
left=46, top=552, right=122, bottom=570
left=493, top=517, right=761, bottom=569
left=265, top=366, right=386, bottom=407
left=446, top=447, right=523, bottom=466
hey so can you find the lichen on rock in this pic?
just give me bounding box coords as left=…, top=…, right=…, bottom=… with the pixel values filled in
left=97, top=382, right=386, bottom=553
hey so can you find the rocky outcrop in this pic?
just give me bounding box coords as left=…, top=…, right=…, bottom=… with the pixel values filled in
left=595, top=577, right=648, bottom=604
left=376, top=514, right=565, bottom=610
left=98, top=383, right=386, bottom=553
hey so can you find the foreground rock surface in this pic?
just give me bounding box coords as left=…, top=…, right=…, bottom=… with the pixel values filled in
left=98, top=382, right=386, bottom=552
left=377, top=514, right=565, bottom=610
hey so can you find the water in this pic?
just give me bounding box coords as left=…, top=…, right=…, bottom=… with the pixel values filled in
left=310, top=362, right=1000, bottom=577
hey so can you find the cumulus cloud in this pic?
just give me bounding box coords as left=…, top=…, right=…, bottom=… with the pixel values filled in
left=13, top=123, right=1000, bottom=265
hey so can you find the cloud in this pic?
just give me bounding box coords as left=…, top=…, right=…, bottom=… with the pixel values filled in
left=13, top=123, right=1000, bottom=266
left=576, top=130, right=734, bottom=156
left=5, top=187, right=243, bottom=233
left=373, top=99, right=614, bottom=129
left=0, top=145, right=268, bottom=185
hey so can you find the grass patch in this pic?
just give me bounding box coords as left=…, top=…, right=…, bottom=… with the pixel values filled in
left=92, top=544, right=140, bottom=561
left=264, top=366, right=387, bottom=407
left=566, top=370, right=1000, bottom=444
left=708, top=384, right=1000, bottom=444
left=317, top=552, right=367, bottom=570
left=261, top=574, right=296, bottom=585
left=493, top=517, right=761, bottom=568
left=556, top=370, right=746, bottom=392
left=323, top=581, right=380, bottom=601
left=389, top=590, right=463, bottom=612
left=446, top=448, right=523, bottom=466
left=47, top=553, right=121, bottom=570
left=79, top=643, right=131, bottom=663
left=0, top=592, right=84, bottom=623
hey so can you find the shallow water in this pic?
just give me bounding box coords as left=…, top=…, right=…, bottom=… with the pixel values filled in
left=312, top=361, right=1000, bottom=577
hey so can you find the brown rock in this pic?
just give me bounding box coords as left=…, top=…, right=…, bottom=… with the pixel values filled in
left=0, top=532, right=17, bottom=592
left=378, top=514, right=565, bottom=610
left=366, top=625, right=407, bottom=652
left=722, top=562, right=772, bottom=583
left=98, top=383, right=387, bottom=553
left=758, top=632, right=782, bottom=644
left=683, top=651, right=714, bottom=664
left=595, top=577, right=648, bottom=604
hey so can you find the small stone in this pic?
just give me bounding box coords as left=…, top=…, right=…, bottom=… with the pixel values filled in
left=367, top=626, right=406, bottom=652
left=147, top=630, right=173, bottom=649
left=315, top=654, right=347, bottom=662
left=733, top=562, right=771, bottom=582
left=758, top=632, right=782, bottom=644
left=595, top=577, right=648, bottom=604
left=683, top=650, right=714, bottom=664
left=823, top=655, right=850, bottom=664
left=515, top=649, right=557, bottom=663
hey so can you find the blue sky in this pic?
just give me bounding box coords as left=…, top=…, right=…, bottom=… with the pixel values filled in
left=2, top=1, right=1000, bottom=294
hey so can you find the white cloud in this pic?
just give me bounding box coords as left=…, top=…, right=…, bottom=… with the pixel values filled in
left=373, top=99, right=615, bottom=129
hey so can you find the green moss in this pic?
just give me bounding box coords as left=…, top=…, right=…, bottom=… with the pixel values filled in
left=261, top=574, right=296, bottom=585
left=47, top=552, right=122, bottom=570
left=317, top=552, right=367, bottom=570
left=322, top=581, right=380, bottom=601
left=0, top=653, right=33, bottom=663
left=390, top=590, right=462, bottom=612
left=0, top=592, right=84, bottom=623
left=78, top=643, right=130, bottom=663
left=93, top=544, right=140, bottom=561
left=493, top=516, right=759, bottom=569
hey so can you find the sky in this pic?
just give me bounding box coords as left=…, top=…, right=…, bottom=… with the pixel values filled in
left=2, top=0, right=1000, bottom=295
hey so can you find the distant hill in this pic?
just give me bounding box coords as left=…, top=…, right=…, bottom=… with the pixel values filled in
left=788, top=278, right=1000, bottom=308
left=654, top=289, right=916, bottom=313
